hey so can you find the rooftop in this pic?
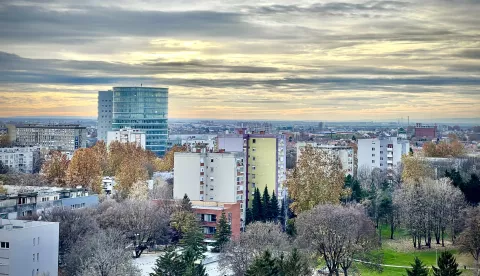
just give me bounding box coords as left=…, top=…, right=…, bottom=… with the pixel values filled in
left=0, top=219, right=58, bottom=230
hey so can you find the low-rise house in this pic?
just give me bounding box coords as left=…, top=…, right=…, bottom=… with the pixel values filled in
left=191, top=200, right=241, bottom=240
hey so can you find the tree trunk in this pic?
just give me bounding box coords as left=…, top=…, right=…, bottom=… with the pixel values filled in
left=343, top=267, right=349, bottom=276
left=441, top=229, right=445, bottom=247
left=390, top=219, right=394, bottom=240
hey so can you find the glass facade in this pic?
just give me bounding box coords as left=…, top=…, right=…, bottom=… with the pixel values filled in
left=112, top=87, right=168, bottom=156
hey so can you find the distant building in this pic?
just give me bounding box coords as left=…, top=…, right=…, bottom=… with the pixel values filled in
left=217, top=131, right=287, bottom=205
left=191, top=200, right=241, bottom=239
left=173, top=151, right=246, bottom=224
left=296, top=143, right=354, bottom=176
left=107, top=128, right=146, bottom=149
left=14, top=124, right=87, bottom=151
left=357, top=137, right=409, bottom=174
left=0, top=219, right=59, bottom=276
left=0, top=147, right=40, bottom=173
left=414, top=123, right=438, bottom=140
left=0, top=187, right=99, bottom=219
left=112, top=87, right=168, bottom=156
left=97, top=90, right=113, bottom=141
left=102, top=177, right=116, bottom=195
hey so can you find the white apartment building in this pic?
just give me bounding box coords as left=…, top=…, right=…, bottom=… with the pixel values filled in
left=0, top=220, right=59, bottom=276
left=0, top=147, right=40, bottom=174
left=357, top=137, right=409, bottom=173
left=173, top=151, right=246, bottom=222
left=296, top=143, right=354, bottom=176
left=106, top=128, right=146, bottom=149
left=97, top=91, right=113, bottom=141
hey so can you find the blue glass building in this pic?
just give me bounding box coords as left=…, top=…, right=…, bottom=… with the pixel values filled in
left=112, top=87, right=168, bottom=156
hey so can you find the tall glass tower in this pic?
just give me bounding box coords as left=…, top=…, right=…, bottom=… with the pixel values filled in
left=112, top=87, right=168, bottom=156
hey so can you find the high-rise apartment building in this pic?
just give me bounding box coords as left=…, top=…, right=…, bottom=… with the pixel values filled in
left=0, top=147, right=40, bottom=174
left=106, top=128, right=146, bottom=149
left=112, top=87, right=168, bottom=156
left=217, top=131, right=286, bottom=205
left=14, top=125, right=87, bottom=151
left=97, top=91, right=113, bottom=141
left=296, top=143, right=354, bottom=176
left=173, top=152, right=246, bottom=222
left=0, top=220, right=59, bottom=276
left=357, top=137, right=409, bottom=173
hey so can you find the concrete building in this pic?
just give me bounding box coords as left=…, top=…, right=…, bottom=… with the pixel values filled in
left=173, top=152, right=246, bottom=223
left=97, top=90, right=113, bottom=141
left=14, top=124, right=87, bottom=151
left=112, top=87, right=168, bottom=156
left=414, top=123, right=438, bottom=140
left=296, top=143, right=354, bottom=176
left=0, top=186, right=99, bottom=219
left=0, top=147, right=40, bottom=173
left=357, top=137, right=410, bottom=174
left=191, top=201, right=241, bottom=240
left=106, top=128, right=146, bottom=149
left=217, top=131, right=287, bottom=205
left=0, top=219, right=59, bottom=276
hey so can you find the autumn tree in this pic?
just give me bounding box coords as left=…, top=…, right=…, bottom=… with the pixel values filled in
left=128, top=181, right=149, bottom=200
left=0, top=134, right=10, bottom=147
left=286, top=145, right=345, bottom=214
left=402, top=155, right=433, bottom=184
left=296, top=204, right=379, bottom=276
left=92, top=140, right=108, bottom=174
left=66, top=148, right=102, bottom=193
left=41, top=151, right=70, bottom=186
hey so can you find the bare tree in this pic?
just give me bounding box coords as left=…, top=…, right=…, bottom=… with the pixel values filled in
left=295, top=204, right=379, bottom=276
left=394, top=178, right=466, bottom=249
left=457, top=206, right=480, bottom=276
left=64, top=228, right=140, bottom=276
left=219, top=222, right=289, bottom=276
left=95, top=199, right=170, bottom=258
left=149, top=178, right=173, bottom=200
left=42, top=207, right=99, bottom=261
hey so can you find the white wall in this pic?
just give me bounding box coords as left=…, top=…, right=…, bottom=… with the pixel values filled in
left=174, top=153, right=202, bottom=200
left=0, top=220, right=59, bottom=276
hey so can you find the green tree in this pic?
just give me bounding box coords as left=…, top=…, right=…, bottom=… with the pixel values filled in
left=344, top=175, right=364, bottom=203
left=270, top=192, right=279, bottom=222
left=181, top=225, right=207, bottom=263
left=181, top=194, right=193, bottom=212
left=246, top=208, right=253, bottom=225
left=280, top=248, right=311, bottom=276
left=212, top=212, right=231, bottom=253
left=246, top=250, right=280, bottom=276
left=432, top=251, right=462, bottom=276
left=150, top=246, right=185, bottom=276
left=252, top=188, right=263, bottom=222
left=183, top=250, right=207, bottom=276
left=286, top=219, right=296, bottom=237
left=262, top=187, right=271, bottom=221
left=406, top=257, right=429, bottom=276
left=464, top=174, right=480, bottom=205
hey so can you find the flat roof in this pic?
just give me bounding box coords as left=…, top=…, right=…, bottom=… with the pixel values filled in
left=0, top=219, right=58, bottom=230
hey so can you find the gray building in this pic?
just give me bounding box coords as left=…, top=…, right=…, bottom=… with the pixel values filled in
left=14, top=124, right=87, bottom=151
left=0, top=220, right=59, bottom=276
left=0, top=187, right=99, bottom=219
left=97, top=91, right=113, bottom=141
left=0, top=147, right=40, bottom=173
left=112, top=87, right=169, bottom=156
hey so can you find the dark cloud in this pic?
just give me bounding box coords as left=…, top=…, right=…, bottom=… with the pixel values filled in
left=456, top=49, right=480, bottom=59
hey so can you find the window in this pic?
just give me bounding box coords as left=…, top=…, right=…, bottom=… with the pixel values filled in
left=210, top=159, right=214, bottom=162
left=380, top=151, right=383, bottom=154
left=38, top=237, right=40, bottom=245
left=33, top=254, right=35, bottom=262
left=372, top=147, right=375, bottom=151
left=252, top=156, right=256, bottom=161
left=372, top=160, right=375, bottom=163
left=32, top=270, right=35, bottom=276
left=252, top=139, right=256, bottom=143
left=252, top=148, right=256, bottom=152
left=372, top=154, right=375, bottom=157
left=0, top=242, right=9, bottom=248
left=252, top=166, right=256, bottom=170
left=210, top=167, right=214, bottom=172
left=33, top=238, right=36, bottom=246
left=37, top=253, right=39, bottom=262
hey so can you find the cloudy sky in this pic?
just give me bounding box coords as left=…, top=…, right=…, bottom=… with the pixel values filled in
left=0, top=0, right=479, bottom=121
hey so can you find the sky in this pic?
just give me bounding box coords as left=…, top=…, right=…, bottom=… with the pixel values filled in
left=0, top=0, right=479, bottom=121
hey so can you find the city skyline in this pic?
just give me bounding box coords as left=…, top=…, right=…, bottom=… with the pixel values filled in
left=0, top=0, right=479, bottom=121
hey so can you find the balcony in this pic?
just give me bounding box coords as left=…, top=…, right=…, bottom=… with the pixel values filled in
left=387, top=147, right=393, bottom=152
left=387, top=153, right=393, bottom=158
